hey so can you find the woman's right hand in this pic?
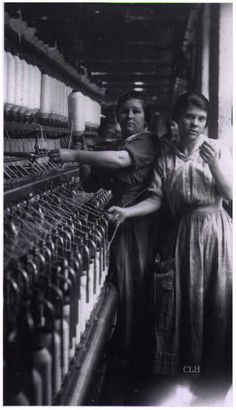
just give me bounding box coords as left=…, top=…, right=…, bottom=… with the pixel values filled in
left=107, top=206, right=129, bottom=224
left=49, top=149, right=75, bottom=164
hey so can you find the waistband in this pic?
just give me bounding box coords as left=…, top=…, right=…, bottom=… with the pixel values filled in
left=178, top=203, right=223, bottom=217
left=193, top=203, right=223, bottom=212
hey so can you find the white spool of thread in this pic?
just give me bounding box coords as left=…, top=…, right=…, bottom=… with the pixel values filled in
left=62, top=83, right=66, bottom=120
left=63, top=83, right=68, bottom=123
left=40, top=74, right=51, bottom=119
left=57, top=79, right=61, bottom=121
left=66, top=86, right=72, bottom=120
left=84, top=95, right=92, bottom=128
left=4, top=51, right=8, bottom=104
left=6, top=52, right=16, bottom=113
left=29, top=64, right=35, bottom=109
left=65, top=86, right=72, bottom=120
left=23, top=64, right=34, bottom=119
left=57, top=80, right=62, bottom=122
left=14, top=56, right=23, bottom=110
left=21, top=60, right=30, bottom=113
left=68, top=90, right=85, bottom=134
left=58, top=81, right=64, bottom=122
left=52, top=78, right=57, bottom=119
left=31, top=66, right=37, bottom=115
left=61, top=84, right=65, bottom=117
left=62, top=83, right=67, bottom=121
left=54, top=78, right=59, bottom=116
left=56, top=79, right=60, bottom=117
left=57, top=80, right=61, bottom=117
left=93, top=100, right=98, bottom=127
left=49, top=77, right=57, bottom=122
left=90, top=99, right=94, bottom=127
left=34, top=66, right=41, bottom=114
left=19, top=59, right=30, bottom=116
left=95, top=101, right=102, bottom=128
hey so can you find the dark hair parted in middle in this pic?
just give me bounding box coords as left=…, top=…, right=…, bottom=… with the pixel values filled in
left=116, top=91, right=152, bottom=126
left=172, top=92, right=209, bottom=125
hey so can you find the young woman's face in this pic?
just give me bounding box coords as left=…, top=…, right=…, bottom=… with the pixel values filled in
left=118, top=98, right=146, bottom=137
left=177, top=105, right=207, bottom=142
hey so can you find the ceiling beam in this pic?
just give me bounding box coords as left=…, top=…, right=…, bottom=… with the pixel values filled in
left=88, top=65, right=174, bottom=74
left=124, top=41, right=171, bottom=46
left=78, top=56, right=173, bottom=65
left=91, top=71, right=174, bottom=76
left=100, top=81, right=172, bottom=86
left=91, top=75, right=175, bottom=83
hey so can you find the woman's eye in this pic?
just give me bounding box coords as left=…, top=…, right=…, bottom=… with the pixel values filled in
left=119, top=109, right=142, bottom=115
left=185, top=114, right=193, bottom=120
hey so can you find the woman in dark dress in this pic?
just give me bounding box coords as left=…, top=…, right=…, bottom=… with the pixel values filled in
left=50, top=91, right=160, bottom=368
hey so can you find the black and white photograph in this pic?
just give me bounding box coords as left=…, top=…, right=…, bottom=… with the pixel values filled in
left=3, top=1, right=233, bottom=407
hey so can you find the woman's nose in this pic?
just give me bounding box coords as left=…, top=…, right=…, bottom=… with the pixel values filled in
left=191, top=117, right=198, bottom=126
left=127, top=110, right=134, bottom=118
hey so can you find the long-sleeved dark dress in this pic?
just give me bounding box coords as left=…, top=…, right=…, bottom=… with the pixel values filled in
left=85, top=130, right=159, bottom=367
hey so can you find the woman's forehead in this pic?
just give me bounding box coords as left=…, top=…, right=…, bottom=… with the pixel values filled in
left=183, top=105, right=207, bottom=116
left=119, top=98, right=144, bottom=108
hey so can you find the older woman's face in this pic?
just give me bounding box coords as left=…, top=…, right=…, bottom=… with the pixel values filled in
left=118, top=98, right=146, bottom=137
left=177, top=104, right=207, bottom=142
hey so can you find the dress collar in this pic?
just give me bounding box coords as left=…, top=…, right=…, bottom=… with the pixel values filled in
left=175, top=134, right=207, bottom=158
left=125, top=129, right=149, bottom=142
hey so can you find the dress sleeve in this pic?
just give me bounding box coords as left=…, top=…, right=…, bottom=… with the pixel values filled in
left=147, top=157, right=164, bottom=199
left=218, top=141, right=233, bottom=183
left=121, top=133, right=157, bottom=168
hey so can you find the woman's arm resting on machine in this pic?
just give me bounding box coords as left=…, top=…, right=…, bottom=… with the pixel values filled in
left=49, top=148, right=133, bottom=169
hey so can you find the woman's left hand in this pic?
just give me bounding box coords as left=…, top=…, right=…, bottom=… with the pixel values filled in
left=199, top=141, right=218, bottom=167
left=107, top=206, right=129, bottom=224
